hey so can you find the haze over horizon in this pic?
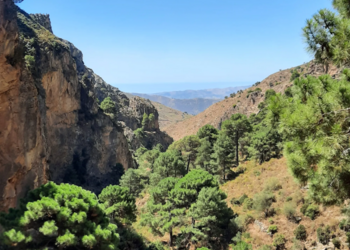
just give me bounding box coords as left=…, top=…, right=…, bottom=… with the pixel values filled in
left=19, top=0, right=333, bottom=93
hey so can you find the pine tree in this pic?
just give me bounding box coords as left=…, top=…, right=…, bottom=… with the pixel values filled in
left=169, top=135, right=201, bottom=173
left=140, top=177, right=183, bottom=246
left=0, top=182, right=119, bottom=250
left=98, top=185, right=137, bottom=225
left=273, top=71, right=350, bottom=204
left=119, top=169, right=143, bottom=197
left=197, top=124, right=219, bottom=146
left=195, top=138, right=217, bottom=175
left=211, top=131, right=235, bottom=180
left=153, top=151, right=185, bottom=178
left=222, top=114, right=251, bottom=166
left=187, top=187, right=233, bottom=248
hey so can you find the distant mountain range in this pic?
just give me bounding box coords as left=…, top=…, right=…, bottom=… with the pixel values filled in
left=130, top=86, right=248, bottom=115
left=151, top=86, right=248, bottom=99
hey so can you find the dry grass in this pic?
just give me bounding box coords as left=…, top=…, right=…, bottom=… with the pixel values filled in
left=222, top=158, right=345, bottom=249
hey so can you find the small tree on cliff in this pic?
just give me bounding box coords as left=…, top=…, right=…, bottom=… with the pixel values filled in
left=100, top=96, right=117, bottom=115
left=0, top=182, right=119, bottom=250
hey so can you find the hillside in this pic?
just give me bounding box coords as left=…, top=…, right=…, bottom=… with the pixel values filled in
left=133, top=157, right=346, bottom=249
left=164, top=62, right=343, bottom=141
left=130, top=93, right=221, bottom=115
left=149, top=86, right=247, bottom=99
left=151, top=101, right=193, bottom=129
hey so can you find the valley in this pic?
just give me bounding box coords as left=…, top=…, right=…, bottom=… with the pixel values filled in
left=1, top=1, right=350, bottom=250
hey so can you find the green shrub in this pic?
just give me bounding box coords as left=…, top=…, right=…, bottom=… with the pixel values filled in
left=282, top=202, right=296, bottom=219
left=100, top=96, right=117, bottom=114
left=317, top=226, right=331, bottom=245
left=24, top=55, right=35, bottom=68
left=346, top=232, right=350, bottom=246
left=305, top=204, right=319, bottom=220
left=291, top=239, right=304, bottom=250
left=253, top=191, right=275, bottom=217
left=339, top=218, right=350, bottom=231
left=265, top=89, right=276, bottom=101
left=239, top=194, right=248, bottom=204
left=148, top=241, right=165, bottom=250
left=243, top=198, right=254, bottom=211
left=232, top=241, right=252, bottom=250
left=290, top=69, right=301, bottom=82
left=268, top=225, right=278, bottom=234
left=273, top=234, right=286, bottom=250
left=268, top=218, right=274, bottom=224
left=234, top=214, right=254, bottom=231
left=332, top=238, right=341, bottom=249
left=134, top=128, right=145, bottom=139
left=264, top=177, right=282, bottom=192
left=286, top=196, right=292, bottom=202
left=257, top=245, right=272, bottom=250
left=294, top=225, right=307, bottom=240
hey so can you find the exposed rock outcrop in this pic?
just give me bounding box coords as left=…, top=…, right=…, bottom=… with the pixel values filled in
left=0, top=1, right=172, bottom=211
left=29, top=14, right=53, bottom=33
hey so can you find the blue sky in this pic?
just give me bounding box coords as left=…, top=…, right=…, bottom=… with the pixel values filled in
left=19, top=0, right=333, bottom=93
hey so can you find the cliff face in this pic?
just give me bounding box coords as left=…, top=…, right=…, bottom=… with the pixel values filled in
left=0, top=1, right=138, bottom=211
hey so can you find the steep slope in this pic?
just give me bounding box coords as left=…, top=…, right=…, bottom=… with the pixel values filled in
left=164, top=62, right=343, bottom=141
left=129, top=93, right=220, bottom=115
left=151, top=101, right=193, bottom=129
left=0, top=2, right=170, bottom=211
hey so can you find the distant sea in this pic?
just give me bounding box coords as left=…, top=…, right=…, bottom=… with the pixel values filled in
left=114, top=82, right=252, bottom=94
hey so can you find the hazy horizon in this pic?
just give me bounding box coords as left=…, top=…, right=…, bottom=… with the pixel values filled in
left=116, top=82, right=251, bottom=94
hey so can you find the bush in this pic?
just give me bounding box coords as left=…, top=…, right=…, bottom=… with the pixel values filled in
left=134, top=128, right=145, bottom=139
left=268, top=225, right=278, bottom=234
left=294, top=225, right=307, bottom=240
left=317, top=226, right=331, bottom=245
left=148, top=241, right=165, bottom=250
left=273, top=234, right=286, bottom=250
left=282, top=202, right=296, bottom=219
left=268, top=218, right=274, bottom=224
left=286, top=196, right=292, bottom=202
left=265, top=89, right=276, bottom=101
left=234, top=214, right=254, bottom=231
left=339, top=218, right=350, bottom=231
left=243, top=198, right=254, bottom=211
left=332, top=238, right=341, bottom=249
left=264, top=177, right=282, bottom=192
left=232, top=241, right=252, bottom=250
left=24, top=55, right=35, bottom=68
left=253, top=191, right=275, bottom=217
left=305, top=204, right=319, bottom=220
left=231, top=194, right=248, bottom=206
left=257, top=245, right=272, bottom=250
left=100, top=96, right=117, bottom=114
left=291, top=239, right=304, bottom=250
left=346, top=232, right=350, bottom=246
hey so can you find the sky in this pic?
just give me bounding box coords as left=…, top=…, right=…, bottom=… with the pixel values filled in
left=19, top=0, right=333, bottom=93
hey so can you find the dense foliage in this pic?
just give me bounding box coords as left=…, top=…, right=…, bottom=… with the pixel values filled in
left=0, top=182, right=120, bottom=250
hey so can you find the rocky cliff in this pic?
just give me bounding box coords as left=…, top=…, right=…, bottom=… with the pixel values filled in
left=0, top=1, right=171, bottom=211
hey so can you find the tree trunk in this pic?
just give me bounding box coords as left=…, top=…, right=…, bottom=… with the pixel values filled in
left=186, top=157, right=191, bottom=173
left=235, top=130, right=239, bottom=166
left=223, top=163, right=226, bottom=180
left=169, top=229, right=173, bottom=246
